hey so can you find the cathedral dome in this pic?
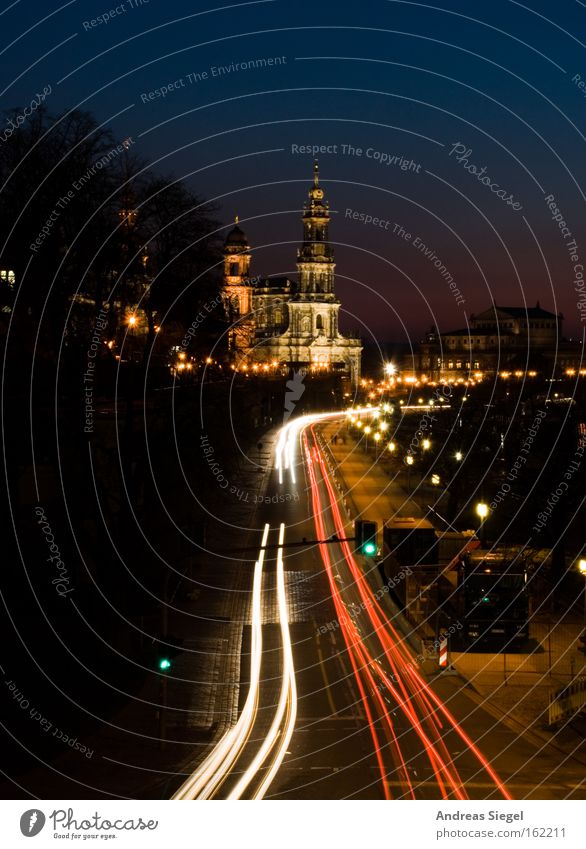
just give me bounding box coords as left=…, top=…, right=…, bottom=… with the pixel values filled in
left=225, top=220, right=249, bottom=251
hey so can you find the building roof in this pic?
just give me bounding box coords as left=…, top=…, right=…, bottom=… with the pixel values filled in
left=442, top=328, right=497, bottom=337
left=475, top=305, right=558, bottom=320
left=224, top=223, right=249, bottom=249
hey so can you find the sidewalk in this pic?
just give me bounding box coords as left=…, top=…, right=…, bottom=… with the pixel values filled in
left=318, top=421, right=586, bottom=744
left=320, top=422, right=425, bottom=527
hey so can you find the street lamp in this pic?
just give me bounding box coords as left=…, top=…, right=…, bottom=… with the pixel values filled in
left=384, top=363, right=396, bottom=377
left=455, top=451, right=463, bottom=462
left=388, top=441, right=396, bottom=453
left=364, top=425, right=371, bottom=451
left=405, top=454, right=414, bottom=492
left=476, top=502, right=489, bottom=546
left=577, top=559, right=586, bottom=651
left=422, top=438, right=431, bottom=451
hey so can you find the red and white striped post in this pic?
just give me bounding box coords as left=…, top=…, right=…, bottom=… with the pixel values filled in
left=438, top=635, right=448, bottom=669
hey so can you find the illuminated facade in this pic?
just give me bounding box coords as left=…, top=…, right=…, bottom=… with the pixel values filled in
left=222, top=164, right=362, bottom=386
left=417, top=304, right=567, bottom=380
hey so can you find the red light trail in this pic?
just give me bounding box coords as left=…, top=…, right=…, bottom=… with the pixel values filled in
left=302, top=423, right=511, bottom=801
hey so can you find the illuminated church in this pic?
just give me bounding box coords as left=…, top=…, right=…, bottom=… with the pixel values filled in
left=222, top=164, right=362, bottom=387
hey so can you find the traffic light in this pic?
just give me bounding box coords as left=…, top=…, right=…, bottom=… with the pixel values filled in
left=354, top=519, right=378, bottom=557
left=147, top=636, right=184, bottom=672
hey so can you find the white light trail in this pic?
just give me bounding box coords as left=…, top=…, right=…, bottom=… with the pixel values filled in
left=172, top=524, right=269, bottom=800
left=228, top=522, right=297, bottom=800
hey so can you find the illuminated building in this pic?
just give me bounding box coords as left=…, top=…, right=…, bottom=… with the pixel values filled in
left=416, top=303, right=579, bottom=380
left=222, top=163, right=362, bottom=386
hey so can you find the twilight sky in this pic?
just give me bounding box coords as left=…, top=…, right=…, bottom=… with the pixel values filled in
left=2, top=0, right=586, bottom=348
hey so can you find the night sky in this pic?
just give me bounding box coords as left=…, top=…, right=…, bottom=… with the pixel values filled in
left=2, top=0, right=586, bottom=347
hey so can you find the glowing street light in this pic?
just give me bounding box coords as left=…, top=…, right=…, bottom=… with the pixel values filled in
left=384, top=363, right=396, bottom=377
left=128, top=314, right=137, bottom=327
left=363, top=424, right=372, bottom=451
left=455, top=451, right=463, bottom=462
left=405, top=454, right=414, bottom=491
left=577, top=559, right=586, bottom=649
left=422, top=438, right=431, bottom=451
left=476, top=502, right=489, bottom=547
left=388, top=441, right=396, bottom=453
left=476, top=502, right=489, bottom=519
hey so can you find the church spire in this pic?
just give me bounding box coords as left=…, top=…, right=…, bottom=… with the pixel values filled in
left=297, top=164, right=336, bottom=298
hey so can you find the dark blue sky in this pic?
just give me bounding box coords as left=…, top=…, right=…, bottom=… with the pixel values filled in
left=2, top=0, right=586, bottom=346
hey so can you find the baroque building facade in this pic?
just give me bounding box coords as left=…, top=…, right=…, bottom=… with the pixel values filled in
left=414, top=303, right=575, bottom=381
left=222, top=164, right=362, bottom=386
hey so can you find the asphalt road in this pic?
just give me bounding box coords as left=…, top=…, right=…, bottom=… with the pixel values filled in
left=194, top=411, right=586, bottom=800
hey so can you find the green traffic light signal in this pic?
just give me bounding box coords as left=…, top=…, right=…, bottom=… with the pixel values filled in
left=363, top=542, right=377, bottom=555
left=158, top=658, right=172, bottom=671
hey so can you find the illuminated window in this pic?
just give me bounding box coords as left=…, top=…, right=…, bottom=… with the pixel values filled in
left=0, top=269, right=15, bottom=289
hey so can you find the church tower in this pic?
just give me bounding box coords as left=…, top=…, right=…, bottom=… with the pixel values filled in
left=222, top=219, right=254, bottom=357
left=221, top=165, right=362, bottom=387
left=297, top=161, right=336, bottom=299
left=286, top=162, right=342, bottom=348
